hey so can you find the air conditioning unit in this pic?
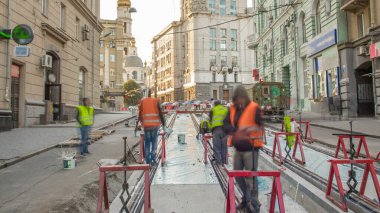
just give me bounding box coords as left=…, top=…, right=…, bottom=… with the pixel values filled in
left=84, top=24, right=90, bottom=32
left=233, top=67, right=239, bottom=72
left=210, top=65, right=218, bottom=72
left=357, top=45, right=369, bottom=56
left=41, top=55, right=53, bottom=68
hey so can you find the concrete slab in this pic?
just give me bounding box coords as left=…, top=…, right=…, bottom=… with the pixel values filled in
left=149, top=184, right=225, bottom=213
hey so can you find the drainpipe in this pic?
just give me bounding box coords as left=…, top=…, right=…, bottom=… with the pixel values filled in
left=293, top=11, right=300, bottom=110
left=91, top=26, right=95, bottom=103
left=4, top=0, right=11, bottom=103
left=371, top=35, right=378, bottom=117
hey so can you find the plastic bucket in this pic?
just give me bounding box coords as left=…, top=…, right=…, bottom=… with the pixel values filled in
left=63, top=158, right=76, bottom=169
left=178, top=134, right=186, bottom=144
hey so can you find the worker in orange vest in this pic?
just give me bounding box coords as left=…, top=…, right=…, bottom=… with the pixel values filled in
left=139, top=90, right=166, bottom=165
left=223, top=86, right=263, bottom=213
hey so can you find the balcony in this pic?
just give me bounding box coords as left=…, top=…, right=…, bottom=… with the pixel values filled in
left=341, top=0, right=369, bottom=12
left=247, top=34, right=259, bottom=49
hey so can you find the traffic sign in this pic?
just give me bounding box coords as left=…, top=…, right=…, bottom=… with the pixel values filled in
left=12, top=24, right=34, bottom=45
left=14, top=46, right=30, bottom=57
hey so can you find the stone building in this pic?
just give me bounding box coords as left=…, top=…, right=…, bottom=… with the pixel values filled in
left=249, top=0, right=341, bottom=115
left=123, top=41, right=146, bottom=90
left=0, top=0, right=102, bottom=130
left=339, top=0, right=380, bottom=118
left=151, top=0, right=254, bottom=102
left=99, top=0, right=139, bottom=110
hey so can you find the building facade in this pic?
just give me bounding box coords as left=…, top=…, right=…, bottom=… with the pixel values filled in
left=151, top=0, right=254, bottom=102
left=339, top=0, right=380, bottom=118
left=99, top=0, right=143, bottom=110
left=0, top=0, right=102, bottom=130
left=249, top=0, right=342, bottom=116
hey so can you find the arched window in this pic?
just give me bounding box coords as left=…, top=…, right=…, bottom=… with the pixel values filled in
left=127, top=74, right=130, bottom=80
left=299, top=12, right=307, bottom=44
left=314, top=0, right=321, bottom=35
left=132, top=71, right=137, bottom=80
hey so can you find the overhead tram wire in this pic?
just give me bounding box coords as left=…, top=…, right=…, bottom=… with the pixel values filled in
left=164, top=3, right=301, bottom=35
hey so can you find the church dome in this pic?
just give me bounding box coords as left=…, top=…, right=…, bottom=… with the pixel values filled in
left=118, top=0, right=131, bottom=7
left=125, top=55, right=143, bottom=68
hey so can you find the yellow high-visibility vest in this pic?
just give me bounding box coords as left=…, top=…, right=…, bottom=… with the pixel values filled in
left=77, top=105, right=94, bottom=126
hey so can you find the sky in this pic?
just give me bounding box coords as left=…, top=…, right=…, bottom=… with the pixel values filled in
left=100, top=0, right=181, bottom=63
left=100, top=0, right=253, bottom=63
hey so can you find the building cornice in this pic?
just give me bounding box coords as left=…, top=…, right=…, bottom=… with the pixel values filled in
left=41, top=22, right=72, bottom=44
left=70, top=0, right=103, bottom=32
left=152, top=21, right=182, bottom=42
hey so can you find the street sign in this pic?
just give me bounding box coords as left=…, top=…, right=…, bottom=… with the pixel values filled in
left=0, top=29, right=11, bottom=39
left=12, top=24, right=34, bottom=45
left=14, top=46, right=30, bottom=57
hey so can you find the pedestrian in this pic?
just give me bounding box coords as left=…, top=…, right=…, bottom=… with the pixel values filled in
left=76, top=97, right=94, bottom=157
left=209, top=100, right=228, bottom=164
left=223, top=86, right=264, bottom=213
left=139, top=90, right=166, bottom=165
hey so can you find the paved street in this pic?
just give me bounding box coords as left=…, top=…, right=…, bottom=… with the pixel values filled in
left=0, top=112, right=134, bottom=166
left=0, top=123, right=140, bottom=212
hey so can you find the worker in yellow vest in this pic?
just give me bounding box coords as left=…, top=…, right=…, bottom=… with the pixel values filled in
left=76, top=97, right=94, bottom=157
left=209, top=100, right=228, bottom=164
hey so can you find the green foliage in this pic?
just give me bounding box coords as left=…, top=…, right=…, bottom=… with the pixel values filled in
left=124, top=80, right=143, bottom=106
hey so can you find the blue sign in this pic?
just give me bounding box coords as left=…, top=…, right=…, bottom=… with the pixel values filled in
left=307, top=29, right=337, bottom=56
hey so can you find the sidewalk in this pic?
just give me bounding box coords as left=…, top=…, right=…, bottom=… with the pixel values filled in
left=266, top=111, right=380, bottom=157
left=0, top=112, right=134, bottom=167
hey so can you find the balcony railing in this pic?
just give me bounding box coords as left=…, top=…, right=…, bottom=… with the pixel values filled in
left=247, top=34, right=259, bottom=49
left=341, top=0, right=369, bottom=12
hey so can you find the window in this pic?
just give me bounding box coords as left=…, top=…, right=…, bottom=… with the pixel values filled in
left=41, top=0, right=48, bottom=15
left=127, top=74, right=130, bottom=80
left=231, top=29, right=237, bottom=40
left=220, top=28, right=227, bottom=38
left=100, top=40, right=104, bottom=47
left=213, top=90, right=217, bottom=99
left=110, top=81, right=115, bottom=88
left=231, top=40, right=237, bottom=51
left=133, top=71, right=137, bottom=80
left=124, top=22, right=127, bottom=34
left=110, top=69, right=115, bottom=76
left=357, top=13, right=365, bottom=37
left=75, top=18, right=80, bottom=40
left=220, top=40, right=227, bottom=51
left=230, top=0, right=236, bottom=15
left=210, top=55, right=216, bottom=66
left=232, top=56, right=238, bottom=67
left=220, top=0, right=226, bottom=16
left=110, top=54, right=115, bottom=62
left=234, top=72, right=238, bottom=82
left=110, top=28, right=115, bottom=36
left=60, top=3, right=66, bottom=29
left=223, top=73, right=227, bottom=82
left=209, top=0, right=215, bottom=14
left=109, top=41, right=115, bottom=48
left=210, top=28, right=216, bottom=38
left=79, top=69, right=85, bottom=103
left=210, top=39, right=216, bottom=50
left=221, top=56, right=227, bottom=66
left=100, top=54, right=104, bottom=61
left=300, top=12, right=306, bottom=44
left=315, top=0, right=321, bottom=35
left=212, top=72, right=216, bottom=82
left=284, top=28, right=289, bottom=55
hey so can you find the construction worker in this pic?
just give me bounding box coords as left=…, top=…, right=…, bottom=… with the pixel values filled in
left=139, top=90, right=166, bottom=165
left=197, top=117, right=211, bottom=140
left=76, top=97, right=94, bottom=157
left=209, top=100, right=228, bottom=164
left=223, top=86, right=263, bottom=213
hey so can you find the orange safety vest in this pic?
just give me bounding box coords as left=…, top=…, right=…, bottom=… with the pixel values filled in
left=229, top=101, right=264, bottom=148
left=140, top=97, right=161, bottom=128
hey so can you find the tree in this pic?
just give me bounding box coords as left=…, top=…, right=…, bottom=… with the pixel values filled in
left=124, top=80, right=143, bottom=106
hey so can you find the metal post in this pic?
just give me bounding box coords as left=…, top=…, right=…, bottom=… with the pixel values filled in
left=371, top=35, right=378, bottom=117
